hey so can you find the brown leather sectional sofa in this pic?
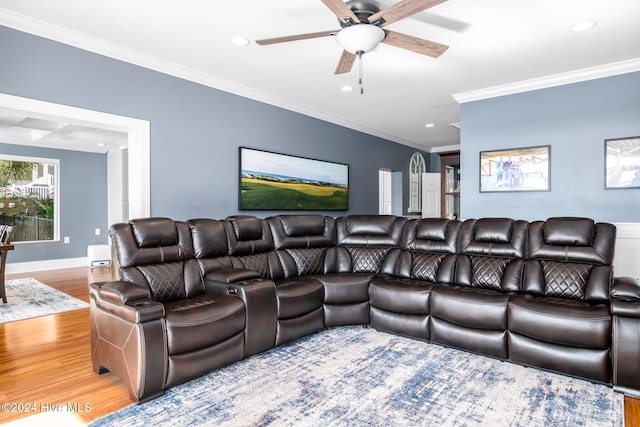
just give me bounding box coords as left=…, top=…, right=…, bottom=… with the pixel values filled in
left=89, top=214, right=640, bottom=403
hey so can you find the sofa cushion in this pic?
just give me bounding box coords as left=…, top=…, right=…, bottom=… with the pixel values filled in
left=131, top=217, right=178, bottom=248
left=267, top=215, right=335, bottom=249
left=164, top=295, right=246, bottom=355
left=403, top=218, right=460, bottom=254
left=224, top=216, right=273, bottom=256
left=188, top=219, right=228, bottom=258
left=369, top=276, right=434, bottom=315
left=279, top=248, right=327, bottom=277
left=543, top=217, right=594, bottom=246
left=475, top=218, right=513, bottom=243
left=459, top=218, right=528, bottom=258
left=528, top=220, right=615, bottom=265
left=430, top=285, right=510, bottom=330
left=337, top=215, right=407, bottom=246
left=281, top=214, right=326, bottom=237
left=508, top=295, right=611, bottom=349
left=315, top=273, right=371, bottom=304
left=430, top=317, right=508, bottom=359
left=275, top=278, right=324, bottom=319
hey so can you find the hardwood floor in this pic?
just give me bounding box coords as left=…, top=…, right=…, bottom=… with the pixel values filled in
left=0, top=266, right=638, bottom=425
left=0, top=267, right=131, bottom=425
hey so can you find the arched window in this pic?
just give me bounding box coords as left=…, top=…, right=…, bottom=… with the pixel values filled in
left=408, top=152, right=426, bottom=213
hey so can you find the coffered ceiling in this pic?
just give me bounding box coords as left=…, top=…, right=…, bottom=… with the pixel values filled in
left=0, top=107, right=127, bottom=153
left=0, top=0, right=639, bottom=153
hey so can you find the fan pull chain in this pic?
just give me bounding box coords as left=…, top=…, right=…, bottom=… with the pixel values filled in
left=357, top=51, right=364, bottom=95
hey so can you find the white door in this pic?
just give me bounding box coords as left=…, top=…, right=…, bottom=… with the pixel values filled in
left=421, top=173, right=441, bottom=218
left=379, top=170, right=392, bottom=214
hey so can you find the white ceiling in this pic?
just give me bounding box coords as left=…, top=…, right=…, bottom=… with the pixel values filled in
left=0, top=0, right=639, bottom=153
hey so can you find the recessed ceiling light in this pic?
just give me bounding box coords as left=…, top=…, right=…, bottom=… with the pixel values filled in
left=571, top=20, right=597, bottom=32
left=231, top=36, right=250, bottom=46
left=341, top=85, right=354, bottom=92
left=425, top=123, right=435, bottom=128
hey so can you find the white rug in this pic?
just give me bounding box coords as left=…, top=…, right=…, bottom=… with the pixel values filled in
left=0, top=278, right=88, bottom=323
left=91, top=326, right=624, bottom=427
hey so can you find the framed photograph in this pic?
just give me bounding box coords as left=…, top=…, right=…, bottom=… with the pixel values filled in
left=480, top=145, right=550, bottom=192
left=605, top=136, right=640, bottom=189
left=239, top=147, right=349, bottom=210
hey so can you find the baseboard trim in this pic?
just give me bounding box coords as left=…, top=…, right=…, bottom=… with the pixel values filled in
left=6, top=257, right=88, bottom=274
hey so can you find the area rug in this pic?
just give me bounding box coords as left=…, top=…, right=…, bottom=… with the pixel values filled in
left=90, top=326, right=623, bottom=427
left=0, top=278, right=88, bottom=323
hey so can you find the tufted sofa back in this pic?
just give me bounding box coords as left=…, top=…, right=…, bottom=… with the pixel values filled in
left=395, top=218, right=460, bottom=283
left=110, top=217, right=200, bottom=303
left=266, top=215, right=336, bottom=279
left=108, top=215, right=617, bottom=306
left=223, top=215, right=275, bottom=279
left=187, top=218, right=237, bottom=277
left=456, top=218, right=529, bottom=292
left=524, top=217, right=615, bottom=302
left=333, top=215, right=408, bottom=274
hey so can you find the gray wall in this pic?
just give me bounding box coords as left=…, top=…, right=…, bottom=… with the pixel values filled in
left=460, top=71, right=640, bottom=223
left=0, top=143, right=108, bottom=263
left=0, top=26, right=429, bottom=262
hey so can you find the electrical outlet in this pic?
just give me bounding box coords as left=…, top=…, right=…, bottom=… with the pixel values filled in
left=95, top=228, right=101, bottom=236
left=64, top=236, right=70, bottom=244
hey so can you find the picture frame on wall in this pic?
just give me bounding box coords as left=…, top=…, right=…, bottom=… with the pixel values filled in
left=605, top=136, right=640, bottom=189
left=239, top=147, right=349, bottom=210
left=479, top=145, right=550, bottom=193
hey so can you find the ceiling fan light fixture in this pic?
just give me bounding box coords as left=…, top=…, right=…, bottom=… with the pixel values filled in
left=336, top=24, right=385, bottom=54
left=230, top=36, right=250, bottom=46
left=571, top=20, right=596, bottom=32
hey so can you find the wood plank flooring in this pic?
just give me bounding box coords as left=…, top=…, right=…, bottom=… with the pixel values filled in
left=0, top=266, right=638, bottom=425
left=0, top=267, right=131, bottom=425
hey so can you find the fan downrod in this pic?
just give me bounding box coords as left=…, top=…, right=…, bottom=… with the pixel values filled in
left=341, top=0, right=385, bottom=27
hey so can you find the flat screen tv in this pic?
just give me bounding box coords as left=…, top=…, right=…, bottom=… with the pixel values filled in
left=239, top=147, right=349, bottom=211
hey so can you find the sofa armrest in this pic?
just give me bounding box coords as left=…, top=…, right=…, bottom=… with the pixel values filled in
left=612, top=277, right=640, bottom=396
left=612, top=276, right=640, bottom=299
left=611, top=277, right=640, bottom=318
left=98, top=280, right=150, bottom=303
left=204, top=274, right=277, bottom=357
left=204, top=268, right=261, bottom=285
left=89, top=280, right=166, bottom=403
left=90, top=281, right=164, bottom=323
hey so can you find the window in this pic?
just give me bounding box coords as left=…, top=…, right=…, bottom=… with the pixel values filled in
left=409, top=153, right=426, bottom=213
left=0, top=154, right=59, bottom=242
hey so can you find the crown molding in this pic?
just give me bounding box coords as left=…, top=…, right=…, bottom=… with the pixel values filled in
left=0, top=9, right=428, bottom=150
left=453, top=58, right=640, bottom=104
left=431, top=144, right=460, bottom=154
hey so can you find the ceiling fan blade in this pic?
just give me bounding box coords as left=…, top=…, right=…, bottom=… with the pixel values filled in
left=320, top=0, right=360, bottom=24
left=382, top=30, right=448, bottom=58
left=369, top=0, right=447, bottom=27
left=255, top=30, right=339, bottom=46
left=334, top=50, right=356, bottom=74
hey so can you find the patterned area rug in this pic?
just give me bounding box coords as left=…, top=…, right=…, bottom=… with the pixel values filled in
left=91, top=326, right=623, bottom=427
left=0, top=278, right=88, bottom=323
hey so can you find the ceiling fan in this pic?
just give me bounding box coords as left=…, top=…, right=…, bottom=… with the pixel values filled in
left=255, top=0, right=449, bottom=76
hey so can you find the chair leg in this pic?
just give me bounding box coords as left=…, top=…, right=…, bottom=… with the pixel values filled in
left=0, top=253, right=8, bottom=303
left=0, top=278, right=6, bottom=303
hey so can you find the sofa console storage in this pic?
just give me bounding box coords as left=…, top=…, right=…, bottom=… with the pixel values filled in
left=91, top=214, right=640, bottom=403
left=205, top=276, right=277, bottom=358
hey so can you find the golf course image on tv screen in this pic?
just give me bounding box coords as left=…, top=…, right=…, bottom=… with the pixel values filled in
left=239, top=147, right=349, bottom=210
